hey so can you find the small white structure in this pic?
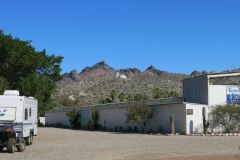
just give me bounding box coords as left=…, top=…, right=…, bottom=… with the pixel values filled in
left=0, top=90, right=38, bottom=141
left=116, top=72, right=127, bottom=79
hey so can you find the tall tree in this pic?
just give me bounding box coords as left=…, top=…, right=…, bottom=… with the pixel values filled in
left=0, top=30, right=63, bottom=116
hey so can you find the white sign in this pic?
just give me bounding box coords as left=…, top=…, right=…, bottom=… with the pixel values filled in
left=0, top=107, right=16, bottom=121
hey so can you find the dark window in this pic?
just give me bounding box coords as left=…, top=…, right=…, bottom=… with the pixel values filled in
left=29, top=108, right=32, bottom=117
left=187, top=109, right=193, bottom=115
left=25, top=108, right=28, bottom=120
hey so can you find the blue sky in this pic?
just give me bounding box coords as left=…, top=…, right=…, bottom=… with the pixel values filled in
left=0, top=0, right=240, bottom=74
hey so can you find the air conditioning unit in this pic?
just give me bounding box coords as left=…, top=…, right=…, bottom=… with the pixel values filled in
left=4, top=90, right=20, bottom=96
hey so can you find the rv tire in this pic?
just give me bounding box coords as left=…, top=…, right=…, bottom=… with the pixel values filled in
left=16, top=140, right=26, bottom=152
left=7, top=138, right=15, bottom=153
left=26, top=133, right=33, bottom=145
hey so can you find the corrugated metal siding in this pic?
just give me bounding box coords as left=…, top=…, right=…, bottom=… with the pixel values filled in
left=183, top=76, right=208, bottom=104
left=45, top=111, right=70, bottom=126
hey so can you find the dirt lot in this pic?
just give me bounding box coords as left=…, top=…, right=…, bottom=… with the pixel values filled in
left=1, top=128, right=240, bottom=160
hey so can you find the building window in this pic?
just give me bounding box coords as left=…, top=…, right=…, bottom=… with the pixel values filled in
left=187, top=109, right=193, bottom=115
left=25, top=108, right=28, bottom=120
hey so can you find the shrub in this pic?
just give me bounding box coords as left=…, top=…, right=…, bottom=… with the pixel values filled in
left=211, top=104, right=240, bottom=133
left=92, top=109, right=100, bottom=129
left=127, top=102, right=153, bottom=131
left=66, top=109, right=81, bottom=129
left=88, top=108, right=100, bottom=130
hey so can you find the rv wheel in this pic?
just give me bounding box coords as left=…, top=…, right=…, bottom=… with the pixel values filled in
left=7, top=138, right=16, bottom=153
left=16, top=140, right=26, bottom=152
left=26, top=133, right=33, bottom=145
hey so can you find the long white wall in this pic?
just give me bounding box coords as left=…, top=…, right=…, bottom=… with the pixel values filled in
left=45, top=103, right=188, bottom=134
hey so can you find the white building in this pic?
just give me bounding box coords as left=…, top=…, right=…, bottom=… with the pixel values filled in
left=116, top=72, right=127, bottom=79
left=46, top=72, right=240, bottom=134
left=183, top=72, right=240, bottom=133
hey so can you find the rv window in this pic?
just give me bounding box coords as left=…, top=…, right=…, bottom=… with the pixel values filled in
left=25, top=108, right=28, bottom=120
left=29, top=108, right=32, bottom=117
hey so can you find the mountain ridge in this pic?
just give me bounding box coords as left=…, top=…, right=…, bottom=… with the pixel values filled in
left=56, top=61, right=189, bottom=106
left=64, top=61, right=177, bottom=81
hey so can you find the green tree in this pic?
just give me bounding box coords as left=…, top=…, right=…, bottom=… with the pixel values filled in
left=0, top=77, right=8, bottom=94
left=0, top=30, right=63, bottom=116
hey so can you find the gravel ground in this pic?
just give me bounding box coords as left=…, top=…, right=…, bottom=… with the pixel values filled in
left=1, top=127, right=240, bottom=160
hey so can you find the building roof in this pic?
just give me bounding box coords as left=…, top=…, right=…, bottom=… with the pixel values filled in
left=184, top=72, right=240, bottom=80
left=50, top=98, right=183, bottom=112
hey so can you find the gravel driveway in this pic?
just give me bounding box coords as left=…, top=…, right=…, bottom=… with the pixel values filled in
left=1, top=127, right=240, bottom=160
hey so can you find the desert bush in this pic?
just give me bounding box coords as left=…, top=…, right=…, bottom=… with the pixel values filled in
left=66, top=109, right=81, bottom=129
left=118, top=92, right=126, bottom=102
left=133, top=93, right=149, bottom=101
left=127, top=102, right=153, bottom=131
left=211, top=104, right=240, bottom=133
left=153, top=88, right=180, bottom=99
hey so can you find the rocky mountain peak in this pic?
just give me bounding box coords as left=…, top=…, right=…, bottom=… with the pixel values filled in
left=119, top=68, right=141, bottom=76
left=146, top=65, right=166, bottom=75
left=92, top=60, right=113, bottom=70
left=69, top=69, right=79, bottom=81
left=80, top=61, right=113, bottom=74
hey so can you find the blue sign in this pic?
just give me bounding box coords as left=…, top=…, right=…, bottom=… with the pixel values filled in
left=227, top=86, right=240, bottom=104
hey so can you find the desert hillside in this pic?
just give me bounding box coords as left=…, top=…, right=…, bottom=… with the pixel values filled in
left=55, top=61, right=189, bottom=106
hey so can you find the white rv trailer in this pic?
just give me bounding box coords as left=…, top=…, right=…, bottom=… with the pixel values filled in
left=0, top=90, right=38, bottom=145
